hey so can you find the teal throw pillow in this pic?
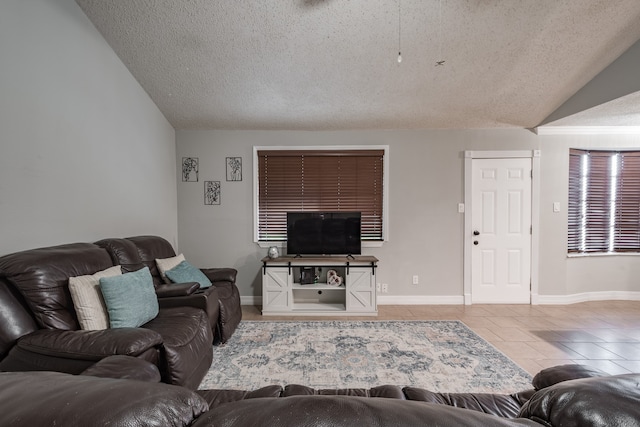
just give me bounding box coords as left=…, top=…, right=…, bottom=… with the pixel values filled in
left=165, top=260, right=212, bottom=289
left=99, top=267, right=159, bottom=328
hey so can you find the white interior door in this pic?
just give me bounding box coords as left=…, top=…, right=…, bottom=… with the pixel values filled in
left=471, top=158, right=532, bottom=303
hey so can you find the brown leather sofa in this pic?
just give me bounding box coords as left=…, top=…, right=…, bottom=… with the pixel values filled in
left=95, top=235, right=242, bottom=343
left=0, top=362, right=637, bottom=426
left=0, top=236, right=240, bottom=389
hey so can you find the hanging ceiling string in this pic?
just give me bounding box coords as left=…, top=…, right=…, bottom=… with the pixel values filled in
left=436, top=0, right=445, bottom=66
left=397, top=0, right=402, bottom=63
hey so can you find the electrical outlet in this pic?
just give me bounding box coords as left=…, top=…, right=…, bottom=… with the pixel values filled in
left=381, top=283, right=388, bottom=293
left=412, top=275, right=419, bottom=285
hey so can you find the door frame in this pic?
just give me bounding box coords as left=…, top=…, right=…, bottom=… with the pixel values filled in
left=463, top=150, right=541, bottom=305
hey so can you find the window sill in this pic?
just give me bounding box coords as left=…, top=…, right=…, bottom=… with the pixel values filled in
left=257, top=241, right=384, bottom=249
left=568, top=252, right=640, bottom=258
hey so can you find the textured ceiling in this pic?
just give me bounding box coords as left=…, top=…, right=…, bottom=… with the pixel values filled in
left=75, top=0, right=640, bottom=130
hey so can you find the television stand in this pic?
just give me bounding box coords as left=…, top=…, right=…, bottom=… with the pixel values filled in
left=261, top=255, right=378, bottom=316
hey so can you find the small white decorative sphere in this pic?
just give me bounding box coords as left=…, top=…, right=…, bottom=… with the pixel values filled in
left=268, top=246, right=279, bottom=259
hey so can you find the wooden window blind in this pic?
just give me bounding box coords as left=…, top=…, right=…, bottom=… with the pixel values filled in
left=568, top=149, right=640, bottom=253
left=257, top=149, right=384, bottom=242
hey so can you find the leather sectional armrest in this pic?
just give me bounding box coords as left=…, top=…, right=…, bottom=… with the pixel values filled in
left=532, top=364, right=608, bottom=390
left=519, top=373, right=640, bottom=425
left=0, top=371, right=209, bottom=426
left=156, top=282, right=199, bottom=298
left=201, top=268, right=237, bottom=283
left=15, top=328, right=163, bottom=360
left=81, top=355, right=161, bottom=382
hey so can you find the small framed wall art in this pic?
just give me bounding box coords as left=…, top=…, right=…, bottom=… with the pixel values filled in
left=226, top=157, right=242, bottom=181
left=204, top=181, right=221, bottom=205
left=182, top=157, right=199, bottom=182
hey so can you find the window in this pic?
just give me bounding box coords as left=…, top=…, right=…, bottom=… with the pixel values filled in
left=255, top=147, right=387, bottom=243
left=568, top=149, right=640, bottom=254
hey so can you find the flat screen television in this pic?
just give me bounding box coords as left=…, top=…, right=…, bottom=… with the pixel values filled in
left=287, top=212, right=361, bottom=256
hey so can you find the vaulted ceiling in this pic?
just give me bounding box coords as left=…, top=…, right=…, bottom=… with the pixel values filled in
left=75, top=0, right=640, bottom=130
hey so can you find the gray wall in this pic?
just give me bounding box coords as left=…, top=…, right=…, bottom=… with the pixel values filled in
left=2, top=0, right=638, bottom=303
left=538, top=133, right=640, bottom=301
left=0, top=0, right=178, bottom=255
left=176, top=129, right=640, bottom=303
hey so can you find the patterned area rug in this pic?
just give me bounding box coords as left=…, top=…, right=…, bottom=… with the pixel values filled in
left=199, top=320, right=532, bottom=393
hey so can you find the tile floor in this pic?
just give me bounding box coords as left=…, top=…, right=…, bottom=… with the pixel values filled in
left=242, top=300, right=640, bottom=376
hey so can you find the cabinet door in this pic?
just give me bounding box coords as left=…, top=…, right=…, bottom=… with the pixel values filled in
left=263, top=268, right=291, bottom=311
left=346, top=269, right=375, bottom=312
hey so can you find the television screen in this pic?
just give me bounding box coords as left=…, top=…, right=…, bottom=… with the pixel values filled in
left=287, top=212, right=361, bottom=256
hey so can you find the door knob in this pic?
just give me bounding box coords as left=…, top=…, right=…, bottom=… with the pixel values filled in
left=473, top=230, right=480, bottom=236
left=473, top=240, right=479, bottom=245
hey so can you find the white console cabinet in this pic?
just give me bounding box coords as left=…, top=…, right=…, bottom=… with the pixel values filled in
left=261, top=255, right=378, bottom=316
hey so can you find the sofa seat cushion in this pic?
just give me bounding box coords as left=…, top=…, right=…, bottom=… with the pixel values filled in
left=143, top=307, right=213, bottom=389
left=0, top=243, right=114, bottom=330
left=0, top=371, right=208, bottom=427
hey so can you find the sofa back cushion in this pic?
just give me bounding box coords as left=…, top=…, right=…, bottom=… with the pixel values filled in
left=96, top=236, right=177, bottom=287
left=0, top=243, right=113, bottom=330
left=192, top=395, right=539, bottom=427
left=0, top=279, right=38, bottom=357
left=95, top=238, right=146, bottom=274
left=127, top=236, right=177, bottom=284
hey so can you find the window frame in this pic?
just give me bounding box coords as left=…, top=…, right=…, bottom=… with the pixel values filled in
left=568, top=148, right=640, bottom=255
left=253, top=145, right=390, bottom=248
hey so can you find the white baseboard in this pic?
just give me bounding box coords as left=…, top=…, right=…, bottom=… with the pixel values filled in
left=242, top=295, right=464, bottom=306
left=376, top=295, right=465, bottom=305
left=533, top=291, right=640, bottom=305
left=243, top=292, right=640, bottom=307
left=241, top=296, right=261, bottom=305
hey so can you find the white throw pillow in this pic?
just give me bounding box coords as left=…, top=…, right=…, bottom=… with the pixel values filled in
left=69, top=265, right=122, bottom=330
left=155, top=253, right=185, bottom=283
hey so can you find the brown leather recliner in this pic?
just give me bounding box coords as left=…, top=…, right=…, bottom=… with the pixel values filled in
left=0, top=241, right=212, bottom=389
left=96, top=235, right=242, bottom=344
